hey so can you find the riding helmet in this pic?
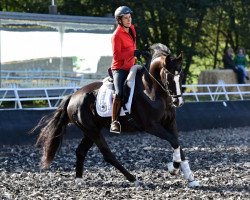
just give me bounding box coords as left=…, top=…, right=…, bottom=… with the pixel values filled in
left=114, top=6, right=133, bottom=19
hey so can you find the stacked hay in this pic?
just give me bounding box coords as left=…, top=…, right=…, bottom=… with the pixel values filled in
left=198, top=69, right=250, bottom=93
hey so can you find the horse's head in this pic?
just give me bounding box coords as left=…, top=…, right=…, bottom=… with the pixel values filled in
left=147, top=43, right=184, bottom=107
left=161, top=53, right=184, bottom=107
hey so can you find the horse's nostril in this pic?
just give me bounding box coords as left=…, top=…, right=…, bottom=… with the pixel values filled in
left=172, top=98, right=179, bottom=106
left=172, top=97, right=184, bottom=107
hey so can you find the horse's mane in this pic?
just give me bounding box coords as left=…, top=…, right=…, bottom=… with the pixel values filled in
left=150, top=43, right=171, bottom=60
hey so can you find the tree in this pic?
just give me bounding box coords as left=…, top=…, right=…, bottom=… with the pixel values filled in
left=1, top=0, right=249, bottom=84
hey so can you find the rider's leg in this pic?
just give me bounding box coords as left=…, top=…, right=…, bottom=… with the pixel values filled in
left=110, top=95, right=122, bottom=133
left=110, top=69, right=129, bottom=133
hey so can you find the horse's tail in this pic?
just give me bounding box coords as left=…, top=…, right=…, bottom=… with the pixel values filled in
left=31, top=95, right=71, bottom=169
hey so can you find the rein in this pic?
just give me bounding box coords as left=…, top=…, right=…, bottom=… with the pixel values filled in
left=142, top=64, right=182, bottom=98
left=143, top=64, right=170, bottom=94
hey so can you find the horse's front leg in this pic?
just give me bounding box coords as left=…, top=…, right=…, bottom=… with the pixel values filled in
left=163, top=122, right=200, bottom=187
left=164, top=124, right=183, bottom=176
left=180, top=160, right=200, bottom=187
left=148, top=123, right=200, bottom=187
left=148, top=123, right=181, bottom=173
left=157, top=117, right=184, bottom=173
left=167, top=146, right=182, bottom=175
left=91, top=132, right=136, bottom=182
left=168, top=154, right=200, bottom=187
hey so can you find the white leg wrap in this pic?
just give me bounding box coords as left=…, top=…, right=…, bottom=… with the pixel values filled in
left=180, top=160, right=194, bottom=180
left=173, top=146, right=181, bottom=162
left=188, top=180, right=200, bottom=188
left=180, top=160, right=200, bottom=187
left=167, top=162, right=179, bottom=175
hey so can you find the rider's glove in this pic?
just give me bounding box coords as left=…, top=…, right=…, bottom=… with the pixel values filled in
left=134, top=49, right=141, bottom=59
left=141, top=51, right=151, bottom=58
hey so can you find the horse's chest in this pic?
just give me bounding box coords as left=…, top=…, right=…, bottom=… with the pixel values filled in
left=138, top=100, right=166, bottom=120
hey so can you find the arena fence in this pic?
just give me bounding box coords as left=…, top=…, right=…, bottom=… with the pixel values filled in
left=1, top=100, right=250, bottom=145
left=183, top=82, right=250, bottom=102
left=0, top=82, right=250, bottom=110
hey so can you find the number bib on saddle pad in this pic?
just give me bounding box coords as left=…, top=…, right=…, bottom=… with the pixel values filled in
left=96, top=65, right=141, bottom=117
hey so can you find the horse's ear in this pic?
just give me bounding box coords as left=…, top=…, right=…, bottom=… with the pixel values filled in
left=177, top=51, right=183, bottom=62
left=165, top=54, right=171, bottom=64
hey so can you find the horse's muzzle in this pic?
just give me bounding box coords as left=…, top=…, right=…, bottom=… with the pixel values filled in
left=172, top=96, right=184, bottom=107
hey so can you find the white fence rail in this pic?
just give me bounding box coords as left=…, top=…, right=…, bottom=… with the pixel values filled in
left=1, top=82, right=250, bottom=110
left=0, top=87, right=78, bottom=110
left=1, top=70, right=105, bottom=88
left=183, top=82, right=250, bottom=102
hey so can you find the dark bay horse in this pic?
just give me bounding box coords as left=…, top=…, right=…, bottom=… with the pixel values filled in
left=33, top=43, right=199, bottom=187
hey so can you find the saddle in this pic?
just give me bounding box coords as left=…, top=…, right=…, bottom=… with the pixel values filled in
left=96, top=65, right=141, bottom=117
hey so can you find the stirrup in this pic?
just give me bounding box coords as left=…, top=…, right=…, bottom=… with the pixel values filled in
left=110, top=120, right=121, bottom=134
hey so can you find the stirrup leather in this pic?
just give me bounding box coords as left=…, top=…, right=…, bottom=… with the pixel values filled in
left=110, top=120, right=121, bottom=133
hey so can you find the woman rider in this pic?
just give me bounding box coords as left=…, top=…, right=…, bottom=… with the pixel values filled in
left=110, top=6, right=141, bottom=133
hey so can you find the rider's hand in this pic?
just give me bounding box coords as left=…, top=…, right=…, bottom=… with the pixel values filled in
left=141, top=51, right=151, bottom=58
left=134, top=49, right=141, bottom=59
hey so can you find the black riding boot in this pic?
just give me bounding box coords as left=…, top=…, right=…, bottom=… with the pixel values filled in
left=110, top=97, right=122, bottom=133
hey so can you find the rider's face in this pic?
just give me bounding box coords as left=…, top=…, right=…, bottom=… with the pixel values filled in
left=121, top=14, right=132, bottom=27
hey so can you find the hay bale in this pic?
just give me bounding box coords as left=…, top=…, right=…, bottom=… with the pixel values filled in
left=198, top=69, right=237, bottom=84
left=198, top=69, right=250, bottom=92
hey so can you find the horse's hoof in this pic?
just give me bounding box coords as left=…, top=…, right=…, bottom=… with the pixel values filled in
left=132, top=176, right=141, bottom=187
left=75, top=178, right=84, bottom=186
left=128, top=174, right=137, bottom=182
left=134, top=178, right=140, bottom=187
left=188, top=180, right=200, bottom=188
left=167, top=162, right=179, bottom=175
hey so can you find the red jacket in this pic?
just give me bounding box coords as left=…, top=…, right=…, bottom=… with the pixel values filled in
left=111, top=24, right=136, bottom=71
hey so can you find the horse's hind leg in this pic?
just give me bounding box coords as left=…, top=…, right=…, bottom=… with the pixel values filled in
left=75, top=136, right=94, bottom=178
left=91, top=132, right=136, bottom=182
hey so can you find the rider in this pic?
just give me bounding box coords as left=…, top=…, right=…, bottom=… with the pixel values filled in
left=110, top=6, right=141, bottom=133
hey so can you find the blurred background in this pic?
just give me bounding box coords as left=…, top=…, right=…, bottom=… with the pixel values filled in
left=1, top=0, right=250, bottom=108
left=0, top=1, right=249, bottom=136
left=1, top=0, right=249, bottom=85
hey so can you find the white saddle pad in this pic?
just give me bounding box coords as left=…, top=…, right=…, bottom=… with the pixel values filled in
left=96, top=65, right=141, bottom=117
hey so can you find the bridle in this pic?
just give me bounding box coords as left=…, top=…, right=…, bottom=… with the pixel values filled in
left=143, top=64, right=183, bottom=99
left=162, top=68, right=183, bottom=98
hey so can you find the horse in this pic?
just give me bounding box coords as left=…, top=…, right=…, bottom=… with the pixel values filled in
left=32, top=43, right=199, bottom=187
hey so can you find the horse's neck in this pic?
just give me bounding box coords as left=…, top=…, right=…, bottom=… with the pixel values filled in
left=133, top=71, right=172, bottom=118
left=143, top=65, right=165, bottom=100
left=142, top=73, right=156, bottom=100
left=141, top=69, right=167, bottom=101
